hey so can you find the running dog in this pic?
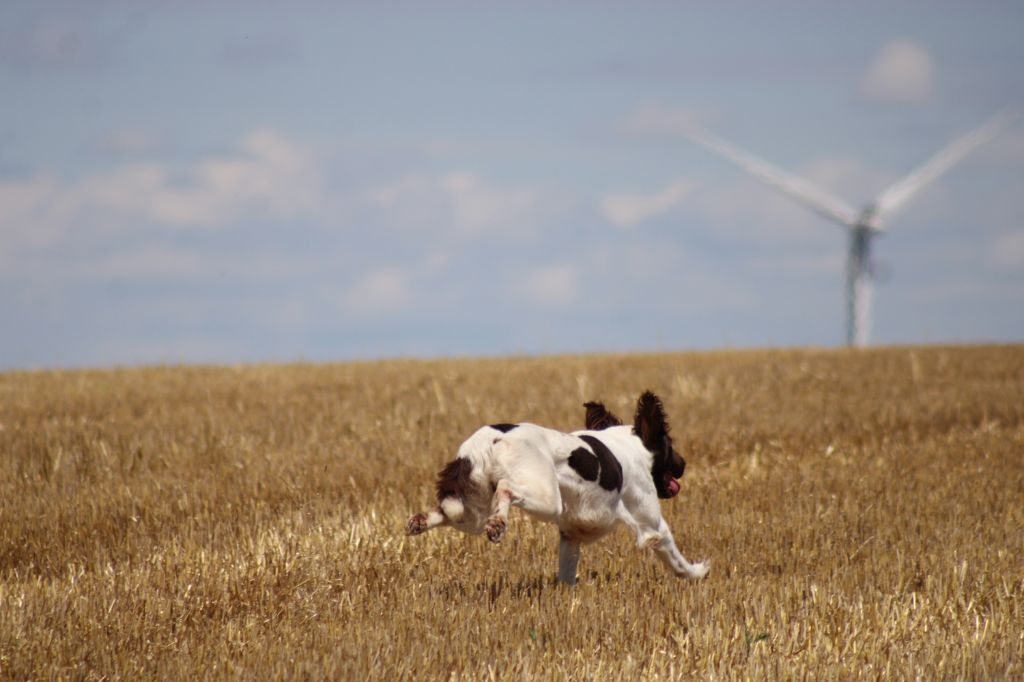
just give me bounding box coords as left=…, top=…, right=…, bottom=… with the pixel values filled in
left=405, top=391, right=709, bottom=585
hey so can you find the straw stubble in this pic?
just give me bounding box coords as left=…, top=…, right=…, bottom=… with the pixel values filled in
left=1, top=346, right=1021, bottom=678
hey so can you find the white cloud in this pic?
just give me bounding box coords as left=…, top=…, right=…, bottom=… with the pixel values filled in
left=142, top=130, right=320, bottom=225
left=1, top=133, right=568, bottom=266
left=600, top=179, right=690, bottom=228
left=341, top=268, right=411, bottom=317
left=861, top=40, right=934, bottom=104
left=368, top=171, right=552, bottom=234
left=0, top=130, right=321, bottom=247
left=442, top=172, right=541, bottom=233
left=515, top=264, right=579, bottom=307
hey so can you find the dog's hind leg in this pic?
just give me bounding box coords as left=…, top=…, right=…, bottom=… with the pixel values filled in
left=557, top=533, right=581, bottom=585
left=484, top=475, right=562, bottom=544
left=484, top=480, right=518, bottom=542
left=484, top=440, right=563, bottom=543
left=406, top=507, right=447, bottom=536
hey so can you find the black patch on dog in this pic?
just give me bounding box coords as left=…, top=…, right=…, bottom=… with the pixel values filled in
left=578, top=434, right=623, bottom=492
left=489, top=423, right=519, bottom=433
left=568, top=447, right=599, bottom=482
left=435, top=457, right=474, bottom=504
left=583, top=401, right=623, bottom=430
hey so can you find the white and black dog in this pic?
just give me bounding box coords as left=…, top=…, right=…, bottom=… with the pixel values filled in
left=406, top=391, right=709, bottom=585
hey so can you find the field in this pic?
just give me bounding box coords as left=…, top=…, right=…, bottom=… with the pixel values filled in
left=1, top=346, right=1022, bottom=679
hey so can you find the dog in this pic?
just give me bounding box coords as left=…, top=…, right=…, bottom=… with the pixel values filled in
left=406, top=391, right=709, bottom=585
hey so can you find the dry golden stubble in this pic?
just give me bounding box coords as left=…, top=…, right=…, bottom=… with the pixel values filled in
left=0, top=346, right=1021, bottom=679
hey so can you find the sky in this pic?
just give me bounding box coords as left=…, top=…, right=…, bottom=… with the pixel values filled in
left=2, top=1, right=1023, bottom=369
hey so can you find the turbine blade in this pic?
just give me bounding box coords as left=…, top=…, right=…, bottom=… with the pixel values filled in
left=873, top=109, right=1018, bottom=226
left=684, top=125, right=860, bottom=229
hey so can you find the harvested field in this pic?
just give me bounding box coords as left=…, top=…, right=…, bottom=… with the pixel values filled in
left=1, top=346, right=1022, bottom=679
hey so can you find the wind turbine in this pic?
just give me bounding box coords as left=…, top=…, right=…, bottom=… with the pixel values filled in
left=682, top=110, right=1016, bottom=347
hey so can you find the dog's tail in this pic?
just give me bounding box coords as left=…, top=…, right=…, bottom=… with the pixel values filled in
left=435, top=457, right=473, bottom=522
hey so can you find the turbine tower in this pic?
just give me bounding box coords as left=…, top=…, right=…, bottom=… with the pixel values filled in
left=682, top=110, right=1016, bottom=347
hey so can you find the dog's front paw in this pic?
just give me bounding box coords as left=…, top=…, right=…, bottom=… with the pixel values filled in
left=485, top=515, right=506, bottom=543
left=407, top=513, right=429, bottom=536
left=688, top=561, right=711, bottom=580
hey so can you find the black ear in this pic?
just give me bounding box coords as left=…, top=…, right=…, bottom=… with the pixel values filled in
left=584, top=401, right=623, bottom=430
left=633, top=391, right=669, bottom=450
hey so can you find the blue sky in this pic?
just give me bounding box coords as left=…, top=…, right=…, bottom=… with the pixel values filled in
left=2, top=1, right=1022, bottom=368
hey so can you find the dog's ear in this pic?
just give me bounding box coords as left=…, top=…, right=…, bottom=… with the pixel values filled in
left=584, top=401, right=623, bottom=430
left=633, top=391, right=669, bottom=450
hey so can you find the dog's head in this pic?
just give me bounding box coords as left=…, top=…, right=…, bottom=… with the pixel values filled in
left=633, top=391, right=685, bottom=498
